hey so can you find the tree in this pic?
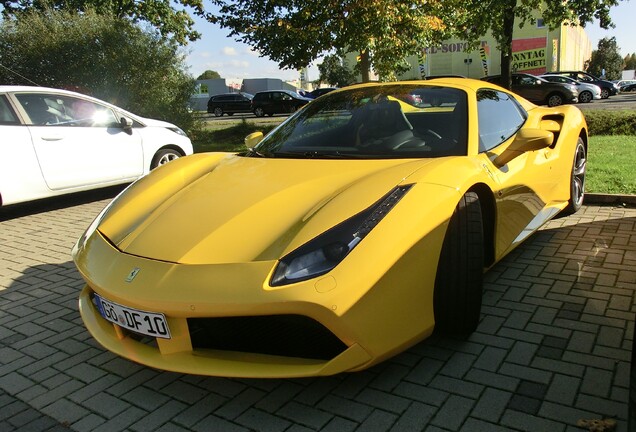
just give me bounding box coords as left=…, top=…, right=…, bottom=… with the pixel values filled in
left=586, top=37, right=624, bottom=80
left=0, top=0, right=206, bottom=44
left=460, top=0, right=621, bottom=89
left=208, top=0, right=465, bottom=82
left=197, top=70, right=222, bottom=80
left=317, top=55, right=356, bottom=87
left=0, top=8, right=197, bottom=131
left=624, top=53, right=636, bottom=70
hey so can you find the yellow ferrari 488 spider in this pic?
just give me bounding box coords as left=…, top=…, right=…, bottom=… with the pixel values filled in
left=73, top=78, right=587, bottom=378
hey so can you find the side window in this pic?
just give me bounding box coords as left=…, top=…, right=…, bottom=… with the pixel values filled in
left=0, top=96, right=19, bottom=125
left=477, top=89, right=527, bottom=152
left=16, top=94, right=118, bottom=127
left=15, top=94, right=60, bottom=125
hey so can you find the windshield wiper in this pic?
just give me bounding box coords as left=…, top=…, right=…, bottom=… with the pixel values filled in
left=245, top=147, right=272, bottom=158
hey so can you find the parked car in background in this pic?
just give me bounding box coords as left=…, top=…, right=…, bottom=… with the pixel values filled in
left=543, top=71, right=618, bottom=99
left=481, top=73, right=578, bottom=107
left=621, top=83, right=636, bottom=92
left=0, top=86, right=193, bottom=207
left=615, top=79, right=636, bottom=89
left=207, top=93, right=253, bottom=117
left=306, top=87, right=337, bottom=99
left=539, top=74, right=601, bottom=103
left=251, top=90, right=311, bottom=117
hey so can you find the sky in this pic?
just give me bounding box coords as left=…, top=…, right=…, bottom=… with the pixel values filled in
left=185, top=0, right=636, bottom=83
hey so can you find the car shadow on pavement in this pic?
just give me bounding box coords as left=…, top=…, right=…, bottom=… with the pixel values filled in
left=0, top=213, right=634, bottom=431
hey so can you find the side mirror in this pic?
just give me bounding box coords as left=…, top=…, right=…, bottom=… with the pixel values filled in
left=493, top=128, right=553, bottom=167
left=245, top=131, right=264, bottom=148
left=120, top=116, right=133, bottom=132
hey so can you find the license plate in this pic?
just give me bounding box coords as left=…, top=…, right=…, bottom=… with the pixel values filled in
left=94, top=294, right=171, bottom=339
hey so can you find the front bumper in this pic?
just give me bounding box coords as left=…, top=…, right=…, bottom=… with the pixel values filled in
left=75, top=228, right=439, bottom=377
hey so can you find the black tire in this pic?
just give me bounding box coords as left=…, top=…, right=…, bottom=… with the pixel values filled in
left=254, top=107, right=265, bottom=117
left=547, top=93, right=564, bottom=107
left=150, top=148, right=182, bottom=170
left=600, top=88, right=610, bottom=99
left=434, top=192, right=484, bottom=334
left=562, top=137, right=586, bottom=215
left=578, top=91, right=593, bottom=103
left=213, top=107, right=223, bottom=117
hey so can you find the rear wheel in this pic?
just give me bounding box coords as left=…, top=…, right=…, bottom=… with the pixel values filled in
left=578, top=91, right=593, bottom=103
left=254, top=107, right=265, bottom=117
left=433, top=192, right=484, bottom=334
left=563, top=137, right=586, bottom=214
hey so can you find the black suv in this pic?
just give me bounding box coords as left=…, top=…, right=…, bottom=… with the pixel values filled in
left=251, top=90, right=311, bottom=117
left=207, top=93, right=253, bottom=117
left=482, top=73, right=578, bottom=107
left=543, top=71, right=618, bottom=99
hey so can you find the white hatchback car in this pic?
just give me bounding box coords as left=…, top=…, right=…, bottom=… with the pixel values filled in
left=0, top=86, right=193, bottom=207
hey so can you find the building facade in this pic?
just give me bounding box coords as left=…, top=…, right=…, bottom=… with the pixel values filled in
left=399, top=19, right=591, bottom=80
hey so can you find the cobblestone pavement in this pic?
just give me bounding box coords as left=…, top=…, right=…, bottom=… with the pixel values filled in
left=0, top=194, right=634, bottom=432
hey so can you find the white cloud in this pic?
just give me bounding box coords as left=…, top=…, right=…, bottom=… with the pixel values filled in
left=246, top=47, right=261, bottom=57
left=222, top=47, right=238, bottom=56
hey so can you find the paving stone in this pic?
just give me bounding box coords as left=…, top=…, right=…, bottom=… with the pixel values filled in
left=357, top=409, right=398, bottom=432
left=389, top=402, right=436, bottom=432
left=470, top=388, right=511, bottom=423
left=276, top=401, right=332, bottom=429
left=430, top=395, right=473, bottom=430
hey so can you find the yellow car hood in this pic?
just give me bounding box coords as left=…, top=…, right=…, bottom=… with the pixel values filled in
left=98, top=154, right=436, bottom=265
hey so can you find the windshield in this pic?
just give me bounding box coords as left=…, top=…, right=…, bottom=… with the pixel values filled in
left=249, top=85, right=468, bottom=159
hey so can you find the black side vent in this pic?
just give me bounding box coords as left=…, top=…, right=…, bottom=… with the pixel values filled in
left=188, top=315, right=348, bottom=360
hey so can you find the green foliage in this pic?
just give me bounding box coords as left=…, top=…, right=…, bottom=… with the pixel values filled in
left=197, top=70, right=222, bottom=80
left=586, top=135, right=636, bottom=194
left=317, top=55, right=355, bottom=87
left=0, top=0, right=205, bottom=44
left=0, top=8, right=199, bottom=133
left=584, top=110, right=636, bottom=136
left=192, top=120, right=277, bottom=153
left=623, top=53, right=636, bottom=70
left=209, top=0, right=463, bottom=82
left=586, top=37, right=624, bottom=80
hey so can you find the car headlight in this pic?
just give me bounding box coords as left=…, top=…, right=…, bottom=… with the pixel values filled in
left=167, top=126, right=187, bottom=137
left=270, top=185, right=413, bottom=286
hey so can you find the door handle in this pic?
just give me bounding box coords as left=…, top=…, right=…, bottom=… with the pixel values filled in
left=40, top=136, right=63, bottom=141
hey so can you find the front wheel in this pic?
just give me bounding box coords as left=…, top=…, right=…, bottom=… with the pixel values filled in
left=563, top=137, right=586, bottom=214
left=151, top=149, right=182, bottom=169
left=600, top=88, right=610, bottom=99
left=433, top=192, right=484, bottom=334
left=213, top=107, right=223, bottom=117
left=254, top=107, right=265, bottom=117
left=547, top=93, right=564, bottom=107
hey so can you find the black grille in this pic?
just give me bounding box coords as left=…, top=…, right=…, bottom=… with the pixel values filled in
left=188, top=315, right=348, bottom=360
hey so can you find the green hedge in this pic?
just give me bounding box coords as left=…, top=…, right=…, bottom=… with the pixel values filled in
left=583, top=110, right=636, bottom=136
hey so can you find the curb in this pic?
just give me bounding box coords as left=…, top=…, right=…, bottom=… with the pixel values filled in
left=584, top=193, right=636, bottom=206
